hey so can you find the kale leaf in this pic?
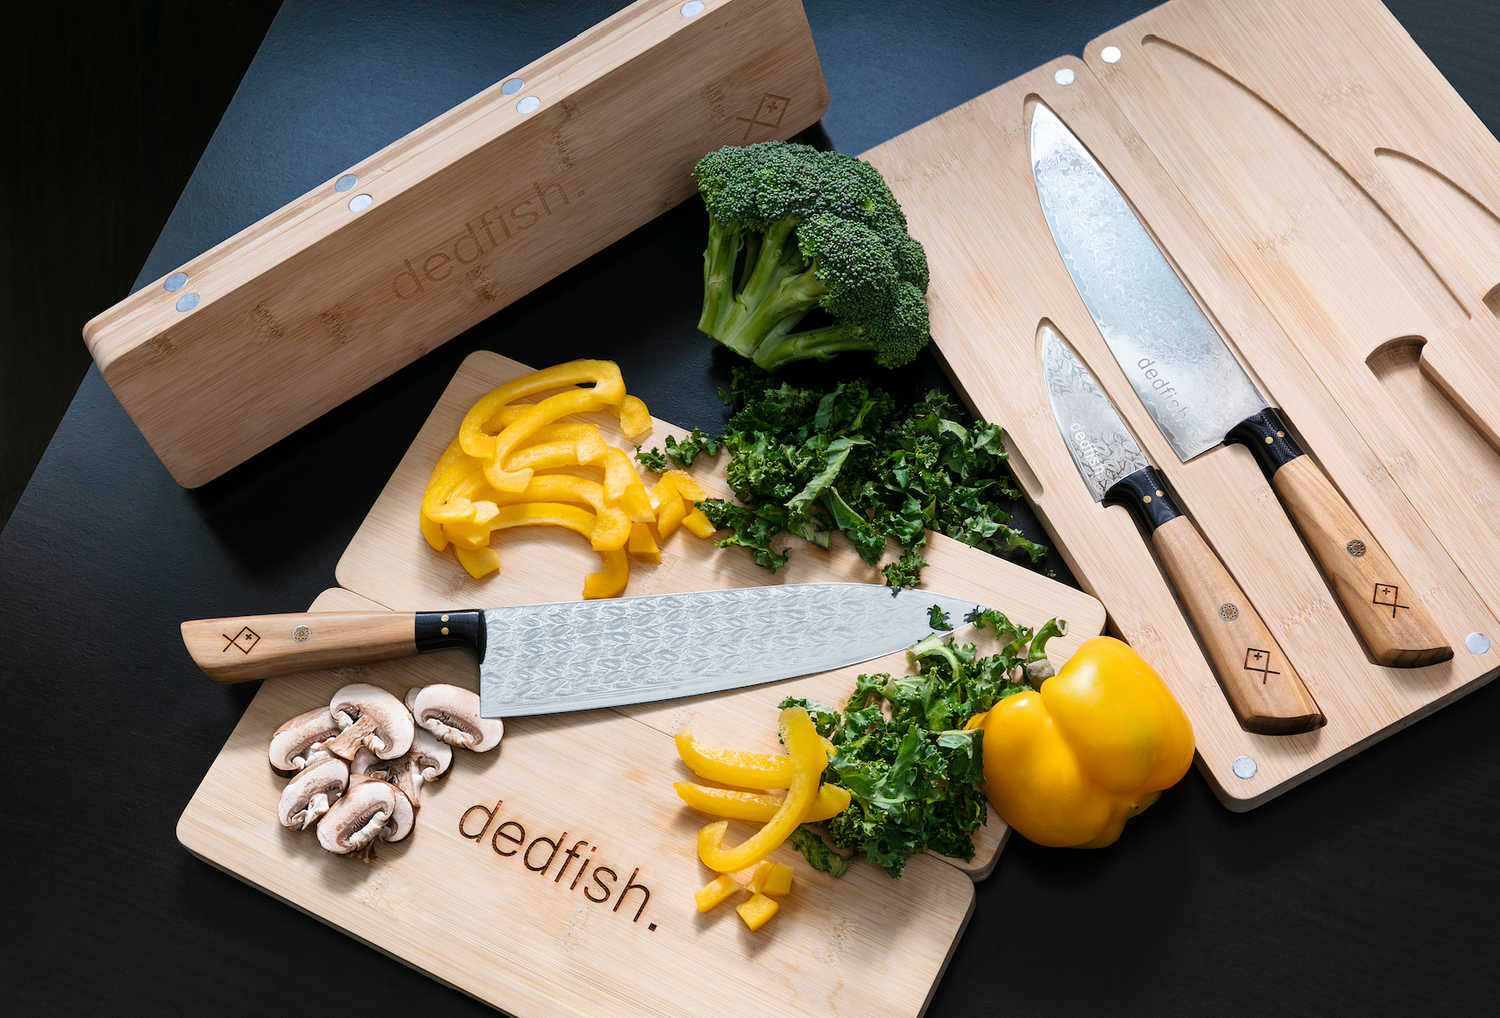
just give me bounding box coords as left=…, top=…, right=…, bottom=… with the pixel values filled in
left=782, top=614, right=1067, bottom=878
left=699, top=369, right=1046, bottom=587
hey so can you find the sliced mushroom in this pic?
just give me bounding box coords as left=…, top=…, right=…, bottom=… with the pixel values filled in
left=346, top=775, right=417, bottom=844
left=268, top=707, right=342, bottom=776
left=409, top=684, right=504, bottom=752
left=277, top=756, right=350, bottom=830
left=409, top=728, right=453, bottom=784
left=322, top=683, right=415, bottom=762
left=317, top=778, right=396, bottom=855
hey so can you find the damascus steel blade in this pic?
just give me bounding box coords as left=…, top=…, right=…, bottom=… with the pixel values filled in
left=1041, top=327, right=1150, bottom=501
left=1030, top=104, right=1266, bottom=461
left=479, top=583, right=980, bottom=716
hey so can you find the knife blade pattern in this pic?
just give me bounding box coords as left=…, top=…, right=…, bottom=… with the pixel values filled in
left=1031, top=104, right=1266, bottom=461
left=480, top=584, right=977, bottom=716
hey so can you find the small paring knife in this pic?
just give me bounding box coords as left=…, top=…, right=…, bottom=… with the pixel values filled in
left=182, top=583, right=980, bottom=718
left=1042, top=327, right=1323, bottom=736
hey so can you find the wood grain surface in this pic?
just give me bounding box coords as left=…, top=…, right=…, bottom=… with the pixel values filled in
left=860, top=0, right=1500, bottom=809
left=81, top=0, right=829, bottom=488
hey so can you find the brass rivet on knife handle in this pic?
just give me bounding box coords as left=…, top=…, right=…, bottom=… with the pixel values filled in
left=1267, top=455, right=1453, bottom=668
left=180, top=611, right=419, bottom=683
left=1151, top=515, right=1325, bottom=736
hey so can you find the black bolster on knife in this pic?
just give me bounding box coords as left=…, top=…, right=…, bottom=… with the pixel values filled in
left=1225, top=407, right=1304, bottom=480
left=415, top=610, right=486, bottom=658
left=1104, top=465, right=1183, bottom=536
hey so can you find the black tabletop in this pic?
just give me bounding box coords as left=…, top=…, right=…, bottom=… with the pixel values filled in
left=4, top=2, right=1498, bottom=1015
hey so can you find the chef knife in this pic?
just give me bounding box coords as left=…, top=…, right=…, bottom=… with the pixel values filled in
left=182, top=583, right=978, bottom=717
left=1030, top=103, right=1450, bottom=668
left=1042, top=326, right=1322, bottom=734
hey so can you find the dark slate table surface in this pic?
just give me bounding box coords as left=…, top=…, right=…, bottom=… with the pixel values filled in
left=4, top=2, right=1498, bottom=1015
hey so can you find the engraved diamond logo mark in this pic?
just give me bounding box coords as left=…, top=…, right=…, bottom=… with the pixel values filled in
left=1372, top=583, right=1409, bottom=617
left=737, top=94, right=789, bottom=141
left=223, top=626, right=261, bottom=654
left=1243, top=647, right=1280, bottom=685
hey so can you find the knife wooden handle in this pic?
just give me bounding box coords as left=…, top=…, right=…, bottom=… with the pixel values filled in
left=1228, top=409, right=1452, bottom=668
left=181, top=610, right=485, bottom=683
left=1109, top=466, right=1324, bottom=735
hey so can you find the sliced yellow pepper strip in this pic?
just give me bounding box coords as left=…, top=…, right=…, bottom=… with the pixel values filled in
left=492, top=475, right=630, bottom=551
left=675, top=729, right=794, bottom=789
left=459, top=359, right=625, bottom=461
left=736, top=892, right=779, bottom=931
left=693, top=874, right=739, bottom=913
left=608, top=394, right=652, bottom=439
left=673, top=781, right=850, bottom=823
left=480, top=502, right=629, bottom=599
left=663, top=469, right=706, bottom=502
left=453, top=545, right=500, bottom=579
left=604, top=447, right=656, bottom=523
left=581, top=548, right=628, bottom=599
left=421, top=437, right=488, bottom=524
left=485, top=386, right=625, bottom=492
left=506, top=424, right=609, bottom=472
left=696, top=707, right=826, bottom=872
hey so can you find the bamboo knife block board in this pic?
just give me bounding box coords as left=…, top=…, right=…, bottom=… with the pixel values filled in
left=83, top=0, right=829, bottom=488
left=178, top=353, right=1106, bottom=1017
left=861, top=0, right=1500, bottom=809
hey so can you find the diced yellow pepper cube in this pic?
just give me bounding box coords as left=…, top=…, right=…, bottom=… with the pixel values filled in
left=746, top=861, right=775, bottom=894
left=736, top=892, right=779, bottom=931
left=682, top=508, right=718, bottom=539
left=628, top=521, right=661, bottom=564
left=762, top=862, right=793, bottom=896
left=693, top=874, right=739, bottom=913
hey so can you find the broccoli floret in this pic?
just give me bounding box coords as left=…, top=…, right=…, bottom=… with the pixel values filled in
left=692, top=142, right=931, bottom=372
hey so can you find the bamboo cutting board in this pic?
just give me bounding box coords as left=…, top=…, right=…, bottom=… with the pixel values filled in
left=335, top=349, right=1107, bottom=878
left=179, top=589, right=978, bottom=1018
left=178, top=353, right=1106, bottom=1017
left=860, top=0, right=1500, bottom=810
left=83, top=0, right=829, bottom=488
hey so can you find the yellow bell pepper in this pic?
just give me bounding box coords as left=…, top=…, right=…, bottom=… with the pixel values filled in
left=696, top=707, right=826, bottom=872
left=967, top=636, right=1194, bottom=849
left=674, top=729, right=836, bottom=788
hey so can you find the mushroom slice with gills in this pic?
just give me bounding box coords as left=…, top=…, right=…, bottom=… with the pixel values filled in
left=409, top=728, right=453, bottom=784
left=409, top=684, right=505, bottom=752
left=323, top=683, right=415, bottom=762
left=278, top=756, right=350, bottom=830
left=347, top=775, right=417, bottom=844
left=268, top=707, right=341, bottom=776
left=317, top=778, right=397, bottom=855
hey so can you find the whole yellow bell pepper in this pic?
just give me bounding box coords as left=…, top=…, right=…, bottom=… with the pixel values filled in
left=968, top=636, right=1193, bottom=849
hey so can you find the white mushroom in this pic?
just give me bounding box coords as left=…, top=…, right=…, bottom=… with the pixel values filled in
left=346, top=775, right=417, bottom=844
left=317, top=778, right=396, bottom=855
left=356, top=728, right=451, bottom=809
left=321, top=683, right=415, bottom=762
left=277, top=756, right=350, bottom=830
left=409, top=728, right=454, bottom=784
left=268, top=707, right=341, bottom=776
left=408, top=684, right=504, bottom=752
